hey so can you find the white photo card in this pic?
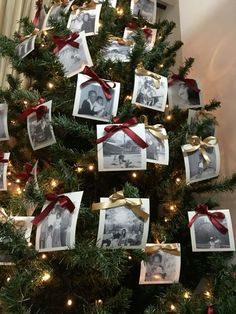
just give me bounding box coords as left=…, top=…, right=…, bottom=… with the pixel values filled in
left=27, top=100, right=56, bottom=151
left=139, top=243, right=181, bottom=284
left=188, top=209, right=235, bottom=252
left=35, top=191, right=83, bottom=252
left=73, top=73, right=120, bottom=122
left=97, top=197, right=149, bottom=249
left=16, top=35, right=37, bottom=59
left=0, top=103, right=9, bottom=141
left=101, top=39, right=133, bottom=63
left=123, top=27, right=157, bottom=51
left=95, top=0, right=117, bottom=7
left=0, top=152, right=10, bottom=191
left=97, top=123, right=147, bottom=171
left=130, top=0, right=157, bottom=24
left=187, top=109, right=216, bottom=137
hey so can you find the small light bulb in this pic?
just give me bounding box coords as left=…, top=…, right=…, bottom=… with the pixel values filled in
left=43, top=31, right=48, bottom=36
left=166, top=114, right=172, bottom=121
left=132, top=172, right=137, bottom=178
left=7, top=182, right=12, bottom=186
left=23, top=100, right=28, bottom=105
left=164, top=217, right=169, bottom=223
left=128, top=255, right=132, bottom=260
left=170, top=304, right=176, bottom=311
left=28, top=242, right=33, bottom=247
left=184, top=291, right=190, bottom=299
left=169, top=205, right=176, bottom=211
left=41, top=254, right=47, bottom=259
left=95, top=299, right=103, bottom=305
left=42, top=272, right=51, bottom=282
left=204, top=290, right=211, bottom=298
left=15, top=179, right=20, bottom=183
left=16, top=187, right=22, bottom=195
left=76, top=167, right=83, bottom=173
left=175, top=177, right=181, bottom=184
left=88, top=164, right=94, bottom=171
left=67, top=299, right=73, bottom=306
left=158, top=35, right=162, bottom=40
left=11, top=120, right=16, bottom=125
left=47, top=82, right=54, bottom=89
left=116, top=7, right=124, bottom=16
left=159, top=64, right=164, bottom=68
left=50, top=179, right=58, bottom=188
left=41, top=43, right=45, bottom=47
left=7, top=171, right=11, bottom=175
left=6, top=277, right=11, bottom=282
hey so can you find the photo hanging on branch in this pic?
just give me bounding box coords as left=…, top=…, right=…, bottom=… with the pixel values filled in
left=72, top=73, right=120, bottom=122
left=95, top=0, right=117, bottom=7
left=187, top=109, right=216, bottom=137
left=15, top=35, right=37, bottom=59
left=0, top=152, right=10, bottom=191
left=101, top=38, right=133, bottom=63
left=67, top=4, right=102, bottom=36
left=96, top=123, right=147, bottom=171
left=27, top=100, right=56, bottom=151
left=139, top=243, right=181, bottom=284
left=0, top=103, right=10, bottom=141
left=123, top=27, right=157, bottom=51
left=132, top=69, right=168, bottom=112
left=35, top=191, right=83, bottom=253
left=96, top=197, right=149, bottom=249
left=130, top=0, right=157, bottom=24
left=188, top=209, right=235, bottom=252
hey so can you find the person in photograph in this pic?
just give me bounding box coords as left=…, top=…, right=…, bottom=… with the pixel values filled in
left=136, top=77, right=158, bottom=106
left=0, top=163, right=4, bottom=189
left=52, top=212, right=62, bottom=247
left=146, top=131, right=164, bottom=160
left=39, top=216, right=49, bottom=249
left=78, top=90, right=98, bottom=115
left=30, top=113, right=52, bottom=147
left=145, top=253, right=166, bottom=281
left=69, top=12, right=84, bottom=32
left=170, top=81, right=200, bottom=107
left=133, top=0, right=154, bottom=16
left=93, top=96, right=106, bottom=117
left=80, top=12, right=95, bottom=34
left=118, top=228, right=128, bottom=246
left=0, top=111, right=6, bottom=138
left=60, top=210, right=71, bottom=246
left=45, top=225, right=53, bottom=248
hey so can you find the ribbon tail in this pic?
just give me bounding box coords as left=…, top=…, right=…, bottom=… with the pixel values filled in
left=123, top=128, right=148, bottom=149
left=31, top=202, right=55, bottom=225
left=210, top=217, right=228, bottom=234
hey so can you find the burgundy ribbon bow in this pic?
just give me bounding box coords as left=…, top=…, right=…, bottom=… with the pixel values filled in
left=32, top=0, right=43, bottom=27
left=0, top=152, right=8, bottom=163
left=17, top=105, right=48, bottom=122
left=188, top=204, right=228, bottom=234
left=53, top=32, right=80, bottom=54
left=17, top=163, right=34, bottom=181
left=96, top=116, right=148, bottom=149
left=126, top=21, right=152, bottom=38
left=31, top=193, right=75, bottom=225
left=81, top=66, right=114, bottom=100
left=169, top=74, right=200, bottom=93
left=143, top=28, right=153, bottom=38
left=207, top=304, right=214, bottom=314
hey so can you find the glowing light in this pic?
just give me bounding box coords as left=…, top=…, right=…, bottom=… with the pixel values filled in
left=169, top=204, right=176, bottom=211
left=43, top=31, right=48, bottom=36
left=28, top=242, right=33, bottom=247
left=41, top=43, right=45, bottom=47
left=16, top=187, right=22, bottom=195
left=158, top=35, right=162, bottom=40
left=184, top=291, right=191, bottom=299
left=23, top=100, right=28, bottom=105
left=126, top=95, right=132, bottom=101
left=42, top=272, right=51, bottom=282
left=116, top=7, right=124, bottom=16
left=170, top=304, right=176, bottom=311
left=88, top=164, right=94, bottom=171
left=7, top=182, right=12, bottom=186
left=11, top=120, right=16, bottom=125
left=166, top=114, right=172, bottom=121
left=204, top=290, right=211, bottom=298
left=47, top=82, right=54, bottom=89
left=50, top=179, right=58, bottom=188
left=41, top=254, right=47, bottom=259
left=16, top=179, right=20, bottom=183
left=159, top=64, right=164, bottom=68
left=128, top=256, right=132, bottom=260
left=164, top=217, right=169, bottom=223
left=175, top=177, right=181, bottom=184
left=76, top=167, right=83, bottom=173
left=132, top=172, right=137, bottom=178
left=67, top=299, right=73, bottom=306
left=6, top=277, right=11, bottom=282
left=95, top=299, right=103, bottom=305
left=7, top=171, right=11, bottom=176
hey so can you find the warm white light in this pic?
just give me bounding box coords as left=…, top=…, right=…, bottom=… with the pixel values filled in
left=184, top=291, right=191, bottom=299
left=76, top=167, right=83, bottom=173
left=159, top=64, right=164, bottom=68
left=23, top=100, right=28, bottom=105
left=95, top=299, right=103, bottom=305
left=28, top=242, right=33, bottom=247
left=16, top=187, right=22, bottom=195
left=11, top=120, right=16, bottom=125
left=204, top=290, right=211, bottom=298
left=7, top=182, right=12, bottom=186
left=42, top=272, right=51, bottom=282
left=170, top=304, right=176, bottom=311
left=67, top=299, right=73, bottom=306
left=128, top=256, right=132, bottom=260
left=175, top=177, right=181, bottom=184
left=50, top=179, right=58, bottom=188
left=116, top=7, right=124, bottom=16
left=169, top=205, right=176, bottom=211
left=132, top=172, right=137, bottom=178
left=41, top=254, right=47, bottom=259
left=47, top=82, right=54, bottom=89
left=6, top=277, right=11, bottom=282
left=88, top=164, right=94, bottom=171
left=7, top=171, right=11, bottom=176
left=15, top=179, right=20, bottom=183
left=166, top=115, right=172, bottom=121
left=164, top=217, right=169, bottom=223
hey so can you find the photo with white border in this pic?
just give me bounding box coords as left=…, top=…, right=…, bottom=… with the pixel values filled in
left=145, top=128, right=169, bottom=165
left=101, top=40, right=133, bottom=63
left=0, top=103, right=9, bottom=141
left=0, top=152, right=10, bottom=191
left=95, top=0, right=117, bottom=7
left=16, top=35, right=37, bottom=59
left=123, top=27, right=157, bottom=51
left=187, top=109, right=216, bottom=137
left=130, top=0, right=157, bottom=24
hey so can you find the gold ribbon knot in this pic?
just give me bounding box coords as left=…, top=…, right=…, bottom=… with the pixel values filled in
left=141, top=115, right=168, bottom=141
left=145, top=243, right=180, bottom=256
left=135, top=63, right=161, bottom=88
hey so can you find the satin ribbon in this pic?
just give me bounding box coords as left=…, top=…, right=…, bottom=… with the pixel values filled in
left=76, top=0, right=96, bottom=11
left=53, top=32, right=80, bottom=54
left=141, top=115, right=168, bottom=141
left=188, top=204, right=228, bottom=234
left=0, top=207, right=8, bottom=222
left=207, top=304, right=214, bottom=314
left=31, top=193, right=75, bottom=225
left=135, top=64, right=161, bottom=88
left=183, top=135, right=217, bottom=164
left=169, top=74, right=200, bottom=93
left=32, top=0, right=43, bottom=26
left=126, top=21, right=153, bottom=38
left=17, top=163, right=34, bottom=181
left=81, top=66, right=115, bottom=100
left=145, top=243, right=180, bottom=256
left=0, top=152, right=8, bottom=163
left=17, top=105, right=48, bottom=122
left=96, top=116, right=148, bottom=149
left=92, top=190, right=149, bottom=221
left=109, top=36, right=133, bottom=46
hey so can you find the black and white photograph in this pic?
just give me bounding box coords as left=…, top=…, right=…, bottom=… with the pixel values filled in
left=97, top=198, right=149, bottom=249
left=0, top=103, right=9, bottom=141
left=130, top=0, right=157, bottom=24
left=187, top=109, right=216, bottom=137
left=67, top=4, right=102, bottom=36
left=27, top=100, right=56, bottom=151
left=188, top=209, right=235, bottom=252
left=181, top=144, right=220, bottom=184
left=101, top=39, right=133, bottom=63
left=35, top=191, right=83, bottom=252
left=42, top=0, right=74, bottom=29
left=96, top=0, right=117, bottom=7
left=132, top=73, right=168, bottom=112
left=168, top=80, right=203, bottom=110
left=0, top=152, right=10, bottom=191
left=123, top=27, right=157, bottom=51
left=15, top=35, right=37, bottom=59
left=72, top=73, right=120, bottom=122
left=97, top=123, right=147, bottom=171
left=56, top=31, right=93, bottom=78
left=145, top=128, right=169, bottom=165
left=139, top=243, right=181, bottom=284
left=12, top=216, right=34, bottom=243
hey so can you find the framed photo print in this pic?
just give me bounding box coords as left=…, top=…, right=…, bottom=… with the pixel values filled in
left=123, top=27, right=157, bottom=51
left=95, top=0, right=117, bottom=7
left=16, top=35, right=37, bottom=59
left=35, top=191, right=83, bottom=252
left=101, top=39, right=133, bottom=63
left=27, top=100, right=56, bottom=151
left=0, top=152, right=10, bottom=191
left=145, top=128, right=169, bottom=165
left=181, top=144, right=220, bottom=184
left=72, top=73, right=120, bottom=122
left=188, top=209, right=235, bottom=252
left=97, top=123, right=147, bottom=171
left=187, top=109, right=216, bottom=137
left=97, top=198, right=149, bottom=249
left=56, top=31, right=93, bottom=78
left=132, top=73, right=168, bottom=112
left=168, top=80, right=203, bottom=110
left=67, top=4, right=102, bottom=36
left=139, top=243, right=181, bottom=284
left=130, top=0, right=157, bottom=24
left=0, top=103, right=9, bottom=141
left=12, top=216, right=34, bottom=243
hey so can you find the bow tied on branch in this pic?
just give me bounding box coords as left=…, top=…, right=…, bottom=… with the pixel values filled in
left=135, top=64, right=161, bottom=88
left=141, top=115, right=168, bottom=141
left=145, top=243, right=180, bottom=256
left=17, top=104, right=48, bottom=122
left=53, top=32, right=80, bottom=54
left=169, top=74, right=200, bottom=93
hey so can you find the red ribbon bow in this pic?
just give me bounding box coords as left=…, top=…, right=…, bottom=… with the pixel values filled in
left=53, top=32, right=80, bottom=54
left=17, top=163, right=34, bottom=181
left=96, top=116, right=148, bottom=149
left=169, top=74, right=200, bottom=93
left=32, top=0, right=43, bottom=27
left=81, top=66, right=115, bottom=100
left=31, top=193, right=75, bottom=225
left=126, top=21, right=152, bottom=38
left=143, top=28, right=153, bottom=38
left=207, top=303, right=214, bottom=314
left=0, top=152, right=8, bottom=163
left=188, top=204, right=228, bottom=234
left=17, top=105, right=48, bottom=122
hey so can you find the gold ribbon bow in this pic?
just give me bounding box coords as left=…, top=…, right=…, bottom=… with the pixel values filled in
left=135, top=63, right=161, bottom=88
left=109, top=35, right=134, bottom=46
left=73, top=0, right=97, bottom=12
left=92, top=191, right=149, bottom=221
left=145, top=243, right=180, bottom=256
left=183, top=135, right=217, bottom=164
left=0, top=207, right=8, bottom=222
left=141, top=115, right=168, bottom=141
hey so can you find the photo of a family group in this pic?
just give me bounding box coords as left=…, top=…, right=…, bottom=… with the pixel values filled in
left=67, top=4, right=102, bottom=36
left=97, top=198, right=149, bottom=249
left=139, top=243, right=181, bottom=284
left=15, top=35, right=36, bottom=59
left=131, top=0, right=157, bottom=24
left=102, top=39, right=133, bottom=63
left=145, top=129, right=169, bottom=165
left=132, top=74, right=168, bottom=112
left=27, top=101, right=56, bottom=151
left=0, top=103, right=9, bottom=141
left=181, top=145, right=220, bottom=184
left=187, top=109, right=216, bottom=137
left=188, top=209, right=235, bottom=252
left=0, top=153, right=10, bottom=191
left=35, top=191, right=83, bottom=252
left=73, top=74, right=120, bottom=122
left=97, top=123, right=147, bottom=171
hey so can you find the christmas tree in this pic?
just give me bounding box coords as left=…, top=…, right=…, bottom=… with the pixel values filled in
left=0, top=0, right=236, bottom=313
